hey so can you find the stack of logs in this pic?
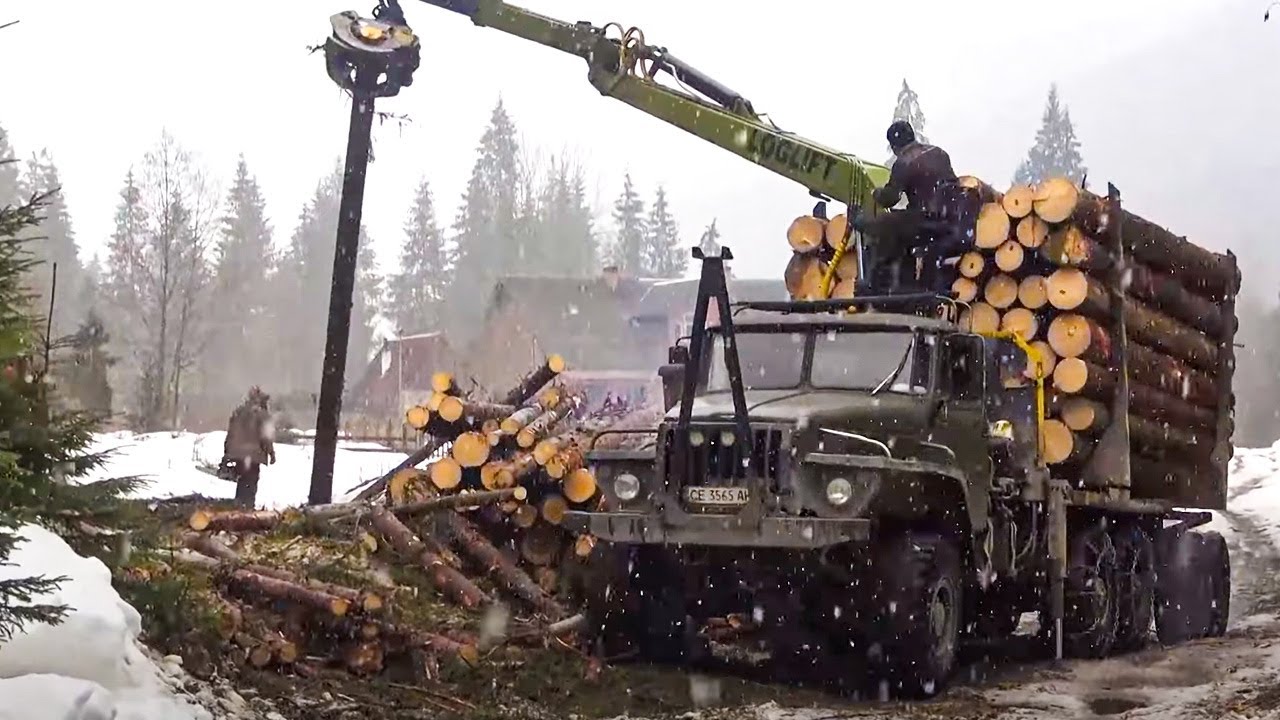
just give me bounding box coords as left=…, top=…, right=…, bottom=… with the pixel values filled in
left=946, top=175, right=1238, bottom=497
left=783, top=212, right=859, bottom=300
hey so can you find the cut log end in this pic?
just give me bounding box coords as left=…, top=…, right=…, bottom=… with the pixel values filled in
left=1015, top=215, right=1050, bottom=249
left=248, top=644, right=273, bottom=668
left=438, top=395, right=465, bottom=424
left=1001, top=307, right=1039, bottom=342
left=786, top=215, right=826, bottom=253
left=452, top=432, right=491, bottom=468
left=1027, top=340, right=1058, bottom=379
left=574, top=534, right=597, bottom=559
left=540, top=495, right=569, bottom=526
left=430, top=457, right=463, bottom=490
left=479, top=463, right=504, bottom=491
left=546, top=353, right=567, bottom=374
left=533, top=438, right=561, bottom=466
left=1046, top=267, right=1091, bottom=311
left=983, top=274, right=1019, bottom=310
left=1052, top=356, right=1091, bottom=394
left=188, top=509, right=212, bottom=532
left=362, top=593, right=385, bottom=614
left=975, top=203, right=1012, bottom=250
left=1062, top=397, right=1110, bottom=432
left=431, top=371, right=455, bottom=394
left=564, top=468, right=598, bottom=504
left=951, top=277, right=979, bottom=304
left=512, top=504, right=539, bottom=529
left=958, top=302, right=1000, bottom=334
left=389, top=468, right=423, bottom=506
left=427, top=392, right=447, bottom=413
left=825, top=214, right=849, bottom=249
left=1033, top=176, right=1080, bottom=224
left=958, top=251, right=985, bottom=279
left=994, top=240, right=1025, bottom=273
left=1041, top=419, right=1077, bottom=465
left=405, top=405, right=431, bottom=431
left=1046, top=313, right=1094, bottom=359
left=1002, top=184, right=1035, bottom=219
left=1018, top=275, right=1049, bottom=310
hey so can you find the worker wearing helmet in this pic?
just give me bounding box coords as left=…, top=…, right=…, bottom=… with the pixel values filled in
left=854, top=120, right=973, bottom=293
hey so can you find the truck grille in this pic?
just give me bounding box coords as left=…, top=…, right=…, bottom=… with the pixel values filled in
left=661, top=425, right=784, bottom=486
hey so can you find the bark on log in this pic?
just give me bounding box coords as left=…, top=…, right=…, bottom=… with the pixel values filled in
left=369, top=506, right=489, bottom=609
left=1128, top=414, right=1216, bottom=458
left=1043, top=274, right=1218, bottom=372
left=395, top=487, right=527, bottom=517
left=500, top=355, right=567, bottom=407
left=520, top=523, right=564, bottom=567
left=456, top=401, right=517, bottom=424
left=188, top=509, right=282, bottom=533
left=1037, top=184, right=1239, bottom=299
left=177, top=551, right=353, bottom=616
left=1052, top=357, right=1217, bottom=429
left=517, top=396, right=580, bottom=449
left=445, top=514, right=567, bottom=619
left=353, top=437, right=447, bottom=502
left=1123, top=261, right=1228, bottom=338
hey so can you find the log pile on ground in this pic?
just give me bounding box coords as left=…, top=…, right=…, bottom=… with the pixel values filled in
left=938, top=176, right=1239, bottom=499
left=171, top=354, right=671, bottom=684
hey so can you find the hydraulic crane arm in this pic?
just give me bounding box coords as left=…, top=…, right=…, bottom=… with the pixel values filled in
left=414, top=0, right=890, bottom=209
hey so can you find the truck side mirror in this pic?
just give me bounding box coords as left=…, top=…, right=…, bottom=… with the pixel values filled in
left=668, top=344, right=690, bottom=365
left=659, top=363, right=686, bottom=411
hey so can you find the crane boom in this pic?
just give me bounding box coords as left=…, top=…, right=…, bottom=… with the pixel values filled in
left=414, top=0, right=890, bottom=208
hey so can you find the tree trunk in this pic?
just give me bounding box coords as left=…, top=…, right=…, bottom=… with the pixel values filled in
left=188, top=509, right=282, bottom=533
left=177, top=551, right=353, bottom=616
left=519, top=522, right=564, bottom=567
left=369, top=506, right=489, bottom=609
left=456, top=401, right=517, bottom=424
left=1044, top=313, right=1218, bottom=407
left=394, top=487, right=527, bottom=517
left=517, top=396, right=580, bottom=449
left=1128, top=414, right=1216, bottom=459
left=445, top=514, right=567, bottom=619
left=1053, top=357, right=1219, bottom=430
left=1124, top=261, right=1228, bottom=338
left=501, top=355, right=567, bottom=406
left=353, top=436, right=447, bottom=502
left=1040, top=226, right=1115, bottom=273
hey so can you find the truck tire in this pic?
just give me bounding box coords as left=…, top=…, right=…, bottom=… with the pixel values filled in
left=580, top=543, right=699, bottom=664
left=1202, top=531, right=1230, bottom=638
left=1111, top=523, right=1155, bottom=652
left=1063, top=525, right=1117, bottom=658
left=873, top=531, right=963, bottom=697
left=1155, top=529, right=1211, bottom=644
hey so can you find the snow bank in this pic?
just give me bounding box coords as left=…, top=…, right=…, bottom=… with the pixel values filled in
left=1223, top=439, right=1280, bottom=550
left=0, top=524, right=210, bottom=720
left=85, top=430, right=408, bottom=509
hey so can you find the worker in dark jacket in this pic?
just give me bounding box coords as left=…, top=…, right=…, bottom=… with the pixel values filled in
left=218, top=386, right=277, bottom=507
left=855, top=120, right=975, bottom=292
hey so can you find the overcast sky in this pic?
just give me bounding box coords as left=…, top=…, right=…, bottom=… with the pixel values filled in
left=2, top=0, right=1277, bottom=292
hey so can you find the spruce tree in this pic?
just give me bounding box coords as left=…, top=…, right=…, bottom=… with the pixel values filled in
left=19, top=151, right=84, bottom=337
left=1013, top=84, right=1087, bottom=186
left=698, top=219, right=722, bottom=257
left=887, top=79, right=929, bottom=161
left=0, top=193, right=136, bottom=642
left=0, top=125, right=19, bottom=210
left=533, top=155, right=596, bottom=276
left=448, top=98, right=523, bottom=342
left=207, top=155, right=274, bottom=407
left=610, top=172, right=646, bottom=275
left=389, top=178, right=449, bottom=334
left=643, top=185, right=685, bottom=278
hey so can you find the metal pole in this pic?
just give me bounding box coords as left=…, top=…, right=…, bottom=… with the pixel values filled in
left=308, top=84, right=377, bottom=505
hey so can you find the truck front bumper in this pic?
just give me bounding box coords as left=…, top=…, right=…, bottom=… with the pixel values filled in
left=562, top=511, right=871, bottom=549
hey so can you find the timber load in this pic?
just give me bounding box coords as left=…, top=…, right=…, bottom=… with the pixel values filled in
left=937, top=176, right=1237, bottom=508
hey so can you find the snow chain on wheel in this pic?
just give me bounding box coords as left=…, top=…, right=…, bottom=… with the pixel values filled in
left=1063, top=524, right=1118, bottom=659
left=1111, top=522, right=1155, bottom=653
left=873, top=531, right=963, bottom=698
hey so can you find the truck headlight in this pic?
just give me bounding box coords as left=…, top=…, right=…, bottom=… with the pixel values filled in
left=826, top=477, right=853, bottom=506
left=689, top=431, right=705, bottom=447
left=719, top=429, right=736, bottom=447
left=614, top=473, right=641, bottom=501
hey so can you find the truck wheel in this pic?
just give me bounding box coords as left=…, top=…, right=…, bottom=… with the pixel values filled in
left=873, top=531, right=963, bottom=697
left=1111, top=523, right=1155, bottom=652
left=1203, top=531, right=1230, bottom=638
left=1155, top=530, right=1211, bottom=644
left=1063, top=525, right=1117, bottom=658
left=581, top=544, right=699, bottom=664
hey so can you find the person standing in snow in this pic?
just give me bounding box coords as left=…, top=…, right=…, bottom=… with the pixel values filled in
left=219, top=386, right=276, bottom=507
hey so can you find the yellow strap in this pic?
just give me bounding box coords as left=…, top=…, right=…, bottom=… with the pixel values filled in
left=977, top=330, right=1047, bottom=466
left=819, top=239, right=845, bottom=298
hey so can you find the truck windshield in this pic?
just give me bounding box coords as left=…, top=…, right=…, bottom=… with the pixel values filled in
left=707, top=331, right=805, bottom=391
left=811, top=330, right=928, bottom=393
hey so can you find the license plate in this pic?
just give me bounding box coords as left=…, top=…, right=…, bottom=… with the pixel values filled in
left=683, top=486, right=750, bottom=505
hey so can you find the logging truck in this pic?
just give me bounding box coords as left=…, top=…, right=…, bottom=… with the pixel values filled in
left=356, top=0, right=1240, bottom=696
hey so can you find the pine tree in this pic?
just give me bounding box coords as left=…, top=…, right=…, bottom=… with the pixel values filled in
left=610, top=173, right=646, bottom=275
left=206, top=155, right=274, bottom=407
left=1013, top=84, right=1087, bottom=186
left=0, top=193, right=136, bottom=642
left=887, top=79, right=929, bottom=160
left=699, top=219, right=722, bottom=257
left=448, top=98, right=523, bottom=342
left=19, top=151, right=84, bottom=338
left=643, top=185, right=685, bottom=278
left=532, top=154, right=597, bottom=276
left=389, top=179, right=449, bottom=334
left=0, top=125, right=20, bottom=210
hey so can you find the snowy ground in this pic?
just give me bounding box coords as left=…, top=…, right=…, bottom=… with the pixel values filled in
left=9, top=432, right=1280, bottom=720
left=83, top=430, right=409, bottom=508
